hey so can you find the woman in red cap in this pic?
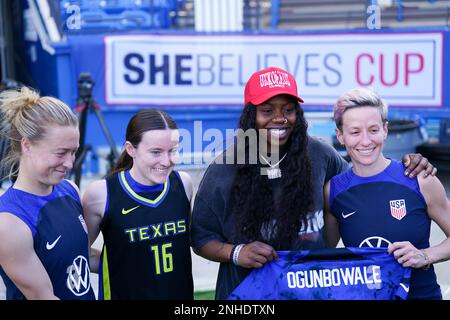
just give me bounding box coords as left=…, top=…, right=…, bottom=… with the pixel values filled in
left=190, top=66, right=436, bottom=300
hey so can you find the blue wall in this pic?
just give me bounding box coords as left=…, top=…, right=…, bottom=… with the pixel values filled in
left=18, top=27, right=450, bottom=174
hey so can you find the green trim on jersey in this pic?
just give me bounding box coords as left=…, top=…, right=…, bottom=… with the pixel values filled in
left=119, top=171, right=168, bottom=205
left=102, top=246, right=111, bottom=300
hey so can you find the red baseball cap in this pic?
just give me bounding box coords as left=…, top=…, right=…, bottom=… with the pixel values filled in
left=244, top=67, right=304, bottom=106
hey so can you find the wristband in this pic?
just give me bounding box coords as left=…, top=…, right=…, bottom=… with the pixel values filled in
left=229, top=245, right=237, bottom=263
left=232, top=244, right=245, bottom=266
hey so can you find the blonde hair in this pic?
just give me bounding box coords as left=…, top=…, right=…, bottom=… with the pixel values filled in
left=333, top=87, right=388, bottom=130
left=0, top=86, right=78, bottom=180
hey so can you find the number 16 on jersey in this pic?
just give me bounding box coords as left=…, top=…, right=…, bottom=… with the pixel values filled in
left=151, top=242, right=173, bottom=274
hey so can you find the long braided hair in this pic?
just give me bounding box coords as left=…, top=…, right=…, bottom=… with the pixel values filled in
left=231, top=100, right=314, bottom=250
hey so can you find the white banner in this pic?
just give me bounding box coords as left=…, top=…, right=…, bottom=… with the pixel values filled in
left=104, top=33, right=443, bottom=107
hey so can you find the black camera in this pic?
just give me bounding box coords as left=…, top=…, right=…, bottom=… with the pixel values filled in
left=77, top=73, right=94, bottom=100
left=72, top=72, right=119, bottom=187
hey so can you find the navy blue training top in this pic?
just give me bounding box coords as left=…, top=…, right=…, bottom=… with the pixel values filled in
left=0, top=180, right=95, bottom=300
left=329, top=159, right=441, bottom=300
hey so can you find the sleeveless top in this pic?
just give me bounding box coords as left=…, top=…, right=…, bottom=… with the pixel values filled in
left=0, top=180, right=95, bottom=300
left=329, top=160, right=441, bottom=299
left=99, top=170, right=193, bottom=299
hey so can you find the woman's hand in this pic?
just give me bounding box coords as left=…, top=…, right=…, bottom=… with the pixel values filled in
left=402, top=154, right=437, bottom=178
left=388, top=241, right=430, bottom=269
left=237, top=241, right=278, bottom=268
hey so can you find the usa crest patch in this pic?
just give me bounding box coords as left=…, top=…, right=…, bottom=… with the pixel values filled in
left=389, top=199, right=407, bottom=220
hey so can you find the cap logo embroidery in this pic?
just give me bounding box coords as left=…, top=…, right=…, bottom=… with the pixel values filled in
left=259, top=71, right=291, bottom=88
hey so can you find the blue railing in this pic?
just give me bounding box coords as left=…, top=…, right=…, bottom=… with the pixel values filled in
left=271, top=0, right=280, bottom=29
left=397, top=0, right=404, bottom=22
left=60, top=0, right=186, bottom=32
left=271, top=0, right=442, bottom=29
left=396, top=0, right=440, bottom=22
left=243, top=0, right=263, bottom=30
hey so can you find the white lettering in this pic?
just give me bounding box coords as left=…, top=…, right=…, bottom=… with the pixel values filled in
left=340, top=267, right=355, bottom=285
left=259, top=71, right=291, bottom=88
left=287, top=271, right=296, bottom=288
left=286, top=266, right=383, bottom=289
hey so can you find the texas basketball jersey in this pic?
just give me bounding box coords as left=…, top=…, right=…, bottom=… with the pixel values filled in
left=99, top=170, right=193, bottom=300
left=329, top=159, right=441, bottom=299
left=228, top=247, right=411, bottom=300
left=0, top=180, right=95, bottom=300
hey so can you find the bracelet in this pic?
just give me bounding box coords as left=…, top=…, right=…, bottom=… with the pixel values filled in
left=232, top=244, right=245, bottom=266
left=421, top=249, right=431, bottom=270
left=229, top=245, right=237, bottom=263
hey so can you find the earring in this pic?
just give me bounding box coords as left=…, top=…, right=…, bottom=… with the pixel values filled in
left=283, top=118, right=288, bottom=124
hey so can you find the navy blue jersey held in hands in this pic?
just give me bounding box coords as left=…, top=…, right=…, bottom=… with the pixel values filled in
left=228, top=247, right=411, bottom=300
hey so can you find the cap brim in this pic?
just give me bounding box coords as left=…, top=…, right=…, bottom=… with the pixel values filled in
left=250, top=90, right=304, bottom=105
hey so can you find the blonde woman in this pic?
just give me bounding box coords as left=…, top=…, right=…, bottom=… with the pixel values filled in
left=0, top=87, right=95, bottom=300
left=324, top=87, right=450, bottom=299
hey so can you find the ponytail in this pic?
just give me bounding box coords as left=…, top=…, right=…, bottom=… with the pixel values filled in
left=108, top=150, right=133, bottom=177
